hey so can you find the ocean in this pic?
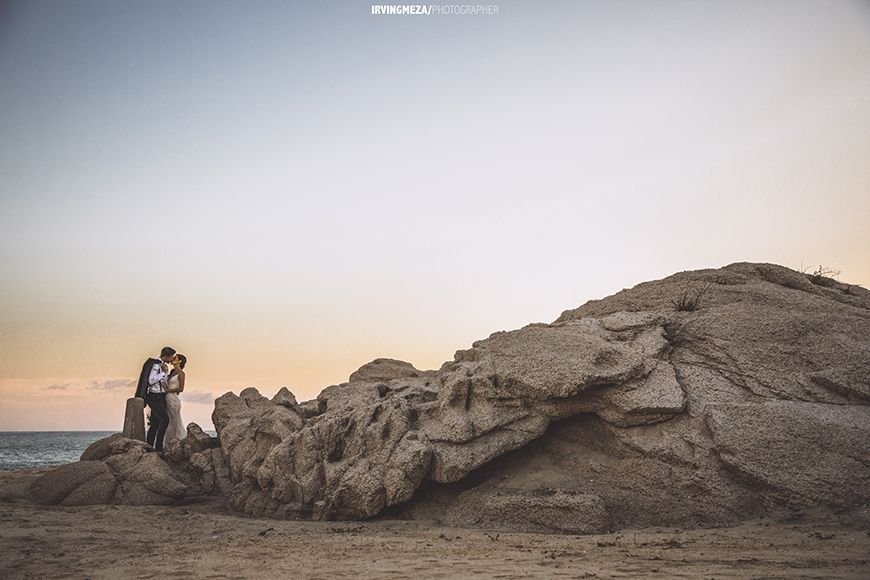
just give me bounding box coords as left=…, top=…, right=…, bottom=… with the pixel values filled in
left=0, top=430, right=220, bottom=471
left=0, top=431, right=115, bottom=471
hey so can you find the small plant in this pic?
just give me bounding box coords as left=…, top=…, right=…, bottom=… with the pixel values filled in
left=671, top=283, right=710, bottom=312
left=806, top=264, right=840, bottom=286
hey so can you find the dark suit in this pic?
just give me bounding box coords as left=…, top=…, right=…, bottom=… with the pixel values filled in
left=137, top=358, right=169, bottom=451
left=135, top=358, right=161, bottom=399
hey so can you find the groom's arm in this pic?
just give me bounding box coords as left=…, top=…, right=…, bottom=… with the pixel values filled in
left=147, top=362, right=167, bottom=387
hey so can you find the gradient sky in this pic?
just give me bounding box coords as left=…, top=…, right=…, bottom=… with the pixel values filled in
left=1, top=0, right=868, bottom=431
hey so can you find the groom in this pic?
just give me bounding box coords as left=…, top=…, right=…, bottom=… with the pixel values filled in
left=135, top=346, right=176, bottom=452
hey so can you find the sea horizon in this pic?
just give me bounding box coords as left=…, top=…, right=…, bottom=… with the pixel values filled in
left=0, top=429, right=217, bottom=472
left=0, top=429, right=217, bottom=434
left=0, top=430, right=122, bottom=433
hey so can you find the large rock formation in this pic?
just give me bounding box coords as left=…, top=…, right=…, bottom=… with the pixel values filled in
left=202, top=262, right=869, bottom=531
left=28, top=263, right=870, bottom=532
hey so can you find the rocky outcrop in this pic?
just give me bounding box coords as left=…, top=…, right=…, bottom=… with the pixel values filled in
left=30, top=434, right=187, bottom=506
left=27, top=263, right=870, bottom=532
left=28, top=424, right=232, bottom=507
left=208, top=262, right=870, bottom=530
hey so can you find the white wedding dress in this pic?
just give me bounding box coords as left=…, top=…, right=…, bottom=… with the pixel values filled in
left=164, top=374, right=187, bottom=443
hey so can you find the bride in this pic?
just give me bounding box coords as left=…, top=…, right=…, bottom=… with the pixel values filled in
left=164, top=353, right=188, bottom=443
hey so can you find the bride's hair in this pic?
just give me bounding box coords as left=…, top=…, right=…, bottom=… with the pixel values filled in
left=176, top=354, right=187, bottom=369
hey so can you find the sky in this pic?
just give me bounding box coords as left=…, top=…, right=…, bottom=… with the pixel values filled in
left=1, top=0, right=868, bottom=431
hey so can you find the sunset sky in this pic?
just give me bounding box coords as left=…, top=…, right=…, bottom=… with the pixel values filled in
left=1, top=0, right=869, bottom=431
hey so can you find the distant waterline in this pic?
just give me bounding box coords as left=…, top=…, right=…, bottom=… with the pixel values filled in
left=0, top=431, right=114, bottom=471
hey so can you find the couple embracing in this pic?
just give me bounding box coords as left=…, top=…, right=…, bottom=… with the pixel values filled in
left=134, top=346, right=188, bottom=452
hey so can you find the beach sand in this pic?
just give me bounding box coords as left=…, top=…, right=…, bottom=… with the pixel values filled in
left=1, top=470, right=868, bottom=579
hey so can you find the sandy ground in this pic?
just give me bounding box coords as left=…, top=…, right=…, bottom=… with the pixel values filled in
left=1, top=471, right=868, bottom=579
